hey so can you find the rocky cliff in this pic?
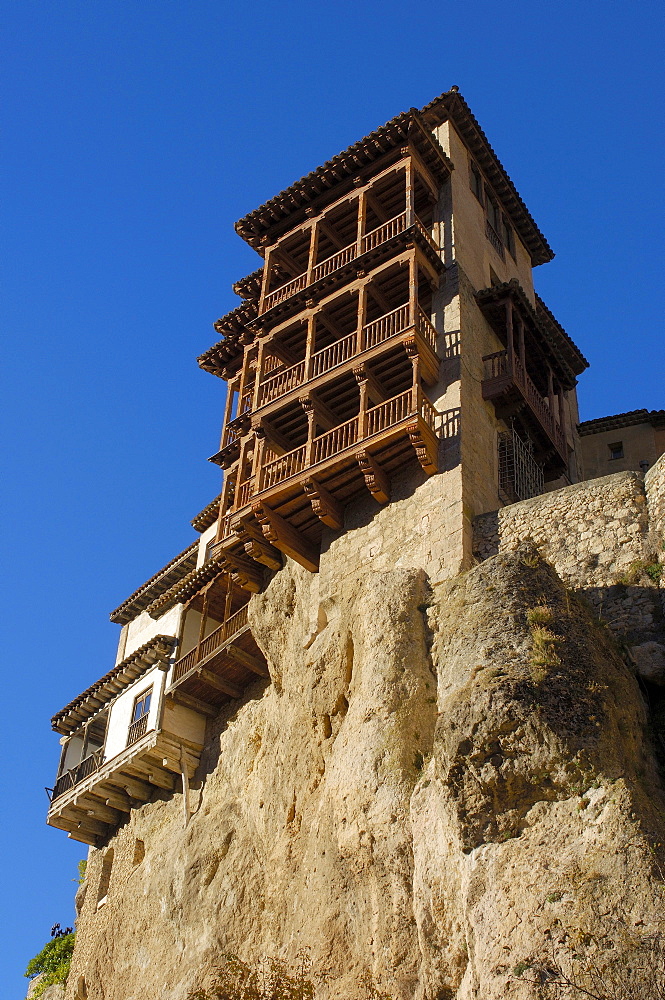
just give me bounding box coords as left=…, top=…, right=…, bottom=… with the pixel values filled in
left=66, top=480, right=665, bottom=1000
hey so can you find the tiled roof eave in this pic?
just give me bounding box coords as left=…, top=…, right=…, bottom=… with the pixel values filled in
left=234, top=110, right=452, bottom=249
left=191, top=495, right=221, bottom=532
left=476, top=280, right=588, bottom=385
left=51, top=634, right=177, bottom=735
left=420, top=89, right=554, bottom=267
left=146, top=559, right=227, bottom=619
left=578, top=409, right=665, bottom=435
left=109, top=542, right=199, bottom=625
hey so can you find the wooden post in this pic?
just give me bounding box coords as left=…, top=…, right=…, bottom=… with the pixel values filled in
left=224, top=573, right=234, bottom=630
left=405, top=159, right=415, bottom=227
left=220, top=377, right=237, bottom=449
left=258, top=247, right=273, bottom=314
left=302, top=398, right=316, bottom=465
left=196, top=587, right=210, bottom=665
left=557, top=383, right=566, bottom=431
left=517, top=317, right=526, bottom=367
left=356, top=284, right=367, bottom=352
left=252, top=432, right=265, bottom=492
left=505, top=299, right=514, bottom=368
left=253, top=341, right=266, bottom=411
left=409, top=254, right=418, bottom=326
left=356, top=191, right=367, bottom=256
left=357, top=377, right=369, bottom=438
left=547, top=365, right=554, bottom=411
left=306, top=223, right=318, bottom=285
left=304, top=313, right=316, bottom=379
left=411, top=356, right=421, bottom=410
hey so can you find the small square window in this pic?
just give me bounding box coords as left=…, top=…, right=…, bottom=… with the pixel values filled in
left=608, top=442, right=623, bottom=460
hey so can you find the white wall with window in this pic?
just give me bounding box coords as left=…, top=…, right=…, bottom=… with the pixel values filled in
left=103, top=664, right=165, bottom=760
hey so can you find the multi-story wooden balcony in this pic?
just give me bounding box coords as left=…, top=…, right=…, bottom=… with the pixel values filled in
left=167, top=604, right=269, bottom=714
left=261, top=213, right=438, bottom=317
left=47, top=725, right=201, bottom=847
left=482, top=349, right=567, bottom=463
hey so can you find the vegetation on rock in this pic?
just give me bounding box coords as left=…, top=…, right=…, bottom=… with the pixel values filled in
left=24, top=930, right=75, bottom=998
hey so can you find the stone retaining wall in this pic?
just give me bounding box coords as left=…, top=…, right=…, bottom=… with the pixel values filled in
left=473, top=465, right=664, bottom=648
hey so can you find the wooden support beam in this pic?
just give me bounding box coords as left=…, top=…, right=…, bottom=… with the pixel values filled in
left=353, top=364, right=388, bottom=406
left=265, top=338, right=299, bottom=367
left=407, top=420, right=439, bottom=476
left=356, top=450, right=390, bottom=504
left=303, top=477, right=344, bottom=530
left=101, top=791, right=132, bottom=813
left=82, top=801, right=121, bottom=825
left=258, top=417, right=296, bottom=456
left=252, top=501, right=319, bottom=572
left=317, top=312, right=348, bottom=342
left=226, top=644, right=270, bottom=677
left=272, top=245, right=306, bottom=279
left=318, top=219, right=346, bottom=251
left=67, top=808, right=110, bottom=837
left=367, top=282, right=396, bottom=316
left=109, top=774, right=152, bottom=802
left=123, top=762, right=176, bottom=792
left=167, top=690, right=218, bottom=718
left=67, top=829, right=100, bottom=847
left=220, top=551, right=264, bottom=593
left=299, top=393, right=339, bottom=433
left=365, top=191, right=389, bottom=223
left=198, top=668, right=243, bottom=699
left=244, top=535, right=283, bottom=571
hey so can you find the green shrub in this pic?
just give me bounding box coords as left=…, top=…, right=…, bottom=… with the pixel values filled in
left=25, top=933, right=75, bottom=998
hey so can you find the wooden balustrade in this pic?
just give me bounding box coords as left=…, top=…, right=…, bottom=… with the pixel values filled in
left=312, top=243, right=357, bottom=282
left=414, top=216, right=439, bottom=254
left=222, top=424, right=240, bottom=448
left=237, top=479, right=255, bottom=508
left=171, top=605, right=251, bottom=685
left=418, top=386, right=437, bottom=430
left=126, top=715, right=149, bottom=747
left=415, top=308, right=437, bottom=352
left=312, top=416, right=359, bottom=464
left=362, top=303, right=410, bottom=349
left=261, top=445, right=307, bottom=490
left=482, top=350, right=566, bottom=454
left=366, top=390, right=412, bottom=437
left=310, top=332, right=356, bottom=377
left=362, top=212, right=407, bottom=253
left=264, top=273, right=308, bottom=311
left=258, top=360, right=306, bottom=406
left=52, top=748, right=105, bottom=800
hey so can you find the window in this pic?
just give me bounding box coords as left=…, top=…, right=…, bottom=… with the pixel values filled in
left=608, top=442, right=624, bottom=461
left=127, top=687, right=152, bottom=746
left=501, top=215, right=515, bottom=258
left=132, top=689, right=151, bottom=723
left=485, top=188, right=501, bottom=234
left=470, top=162, right=483, bottom=203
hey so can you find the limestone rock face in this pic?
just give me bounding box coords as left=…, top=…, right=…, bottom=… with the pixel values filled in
left=67, top=547, right=665, bottom=1000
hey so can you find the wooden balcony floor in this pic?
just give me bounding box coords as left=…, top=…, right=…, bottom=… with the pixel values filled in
left=47, top=729, right=202, bottom=846
left=166, top=623, right=269, bottom=713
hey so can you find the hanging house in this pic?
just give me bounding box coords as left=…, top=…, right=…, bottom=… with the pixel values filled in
left=47, top=87, right=590, bottom=845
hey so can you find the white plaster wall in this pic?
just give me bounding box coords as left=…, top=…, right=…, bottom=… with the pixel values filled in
left=179, top=608, right=224, bottom=659
left=162, top=698, right=206, bottom=748
left=62, top=736, right=85, bottom=771
left=103, top=665, right=165, bottom=761
left=124, top=604, right=182, bottom=660
left=196, top=523, right=217, bottom=568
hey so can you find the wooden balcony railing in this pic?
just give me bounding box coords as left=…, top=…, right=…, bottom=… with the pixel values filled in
left=312, top=243, right=357, bottom=283
left=258, top=360, right=306, bottom=407
left=254, top=386, right=436, bottom=492
left=237, top=479, right=255, bottom=508
left=126, top=715, right=149, bottom=747
left=262, top=444, right=307, bottom=490
left=362, top=303, right=410, bottom=350
left=255, top=303, right=436, bottom=412
left=482, top=350, right=566, bottom=454
left=263, top=273, right=308, bottom=312
left=362, top=212, right=408, bottom=253
left=310, top=330, right=356, bottom=378
left=52, top=748, right=105, bottom=801
left=171, top=604, right=250, bottom=685
left=261, top=213, right=437, bottom=314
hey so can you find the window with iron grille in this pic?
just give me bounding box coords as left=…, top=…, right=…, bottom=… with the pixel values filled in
left=498, top=428, right=544, bottom=503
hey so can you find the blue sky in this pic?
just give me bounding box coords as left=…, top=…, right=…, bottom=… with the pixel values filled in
left=3, top=1, right=664, bottom=993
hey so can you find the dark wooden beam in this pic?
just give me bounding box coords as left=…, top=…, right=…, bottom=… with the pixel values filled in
left=318, top=220, right=346, bottom=251
left=299, top=393, right=339, bottom=432
left=252, top=501, right=319, bottom=572
left=303, top=477, right=344, bottom=530
left=226, top=644, right=270, bottom=677
left=356, top=449, right=390, bottom=504
left=367, top=283, right=395, bottom=316
left=167, top=689, right=218, bottom=718
left=353, top=364, right=388, bottom=406
left=199, top=668, right=243, bottom=699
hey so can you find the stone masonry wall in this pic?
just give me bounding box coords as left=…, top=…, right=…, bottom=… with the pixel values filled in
left=473, top=463, right=665, bottom=650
